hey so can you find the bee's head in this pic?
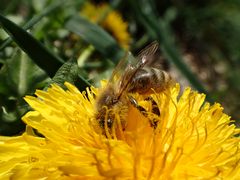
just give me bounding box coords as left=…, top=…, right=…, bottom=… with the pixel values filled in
left=96, top=88, right=118, bottom=109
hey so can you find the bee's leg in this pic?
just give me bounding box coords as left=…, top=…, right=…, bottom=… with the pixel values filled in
left=128, top=96, right=160, bottom=128
left=144, top=97, right=160, bottom=128
left=128, top=95, right=148, bottom=116
left=144, top=97, right=160, bottom=116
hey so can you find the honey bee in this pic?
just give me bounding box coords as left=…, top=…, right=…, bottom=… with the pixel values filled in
left=95, top=41, right=173, bottom=133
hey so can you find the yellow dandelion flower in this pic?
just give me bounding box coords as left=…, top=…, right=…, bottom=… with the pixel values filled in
left=0, top=82, right=240, bottom=179
left=81, top=2, right=131, bottom=49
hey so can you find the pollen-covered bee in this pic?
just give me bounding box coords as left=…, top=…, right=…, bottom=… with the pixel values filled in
left=95, top=41, right=173, bottom=133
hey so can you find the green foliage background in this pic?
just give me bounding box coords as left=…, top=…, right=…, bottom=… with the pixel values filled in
left=0, top=0, right=240, bottom=135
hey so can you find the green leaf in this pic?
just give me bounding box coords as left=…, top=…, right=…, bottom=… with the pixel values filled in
left=0, top=97, right=27, bottom=135
left=50, top=59, right=91, bottom=91
left=0, top=49, right=49, bottom=136
left=0, top=49, right=50, bottom=135
left=0, top=117, right=26, bottom=135
left=0, top=49, right=49, bottom=97
left=65, top=15, right=125, bottom=63
left=0, top=72, right=9, bottom=95
left=0, top=14, right=63, bottom=77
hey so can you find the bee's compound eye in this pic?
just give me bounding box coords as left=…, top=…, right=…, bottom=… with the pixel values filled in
left=112, top=98, right=118, bottom=104
left=105, top=96, right=118, bottom=105
left=139, top=77, right=149, bottom=85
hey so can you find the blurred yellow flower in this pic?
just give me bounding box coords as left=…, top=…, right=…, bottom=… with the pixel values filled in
left=81, top=2, right=131, bottom=49
left=0, top=82, right=240, bottom=179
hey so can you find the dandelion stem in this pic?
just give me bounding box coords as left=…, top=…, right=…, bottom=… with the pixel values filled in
left=77, top=45, right=95, bottom=67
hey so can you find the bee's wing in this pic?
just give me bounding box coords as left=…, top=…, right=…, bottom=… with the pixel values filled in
left=137, top=41, right=159, bottom=64
left=107, top=52, right=141, bottom=97
left=137, top=41, right=168, bottom=69
left=115, top=42, right=161, bottom=98
left=108, top=52, right=136, bottom=84
left=107, top=41, right=163, bottom=99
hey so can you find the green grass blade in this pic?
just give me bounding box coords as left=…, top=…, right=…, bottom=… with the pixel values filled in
left=129, top=1, right=211, bottom=99
left=0, top=14, right=62, bottom=77
left=65, top=15, right=125, bottom=63
left=0, top=0, right=65, bottom=51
